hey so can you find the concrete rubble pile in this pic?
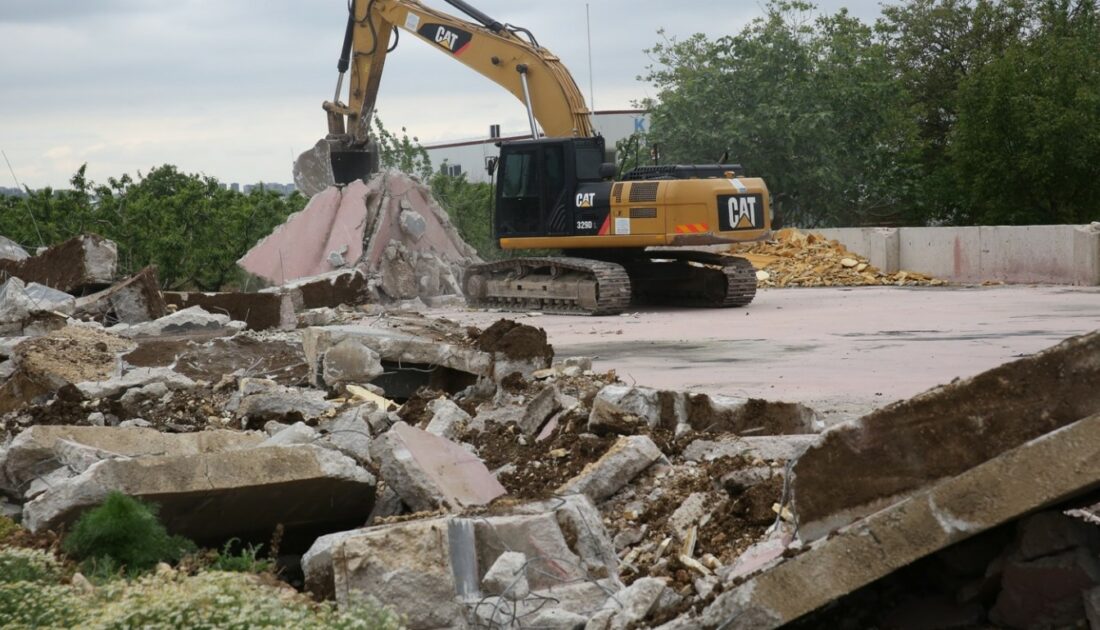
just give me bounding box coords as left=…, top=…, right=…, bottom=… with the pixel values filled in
left=2, top=228, right=1100, bottom=627
left=238, top=170, right=482, bottom=308
left=731, top=228, right=946, bottom=288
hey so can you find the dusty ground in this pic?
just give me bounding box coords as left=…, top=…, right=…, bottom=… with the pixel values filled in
left=436, top=285, right=1100, bottom=425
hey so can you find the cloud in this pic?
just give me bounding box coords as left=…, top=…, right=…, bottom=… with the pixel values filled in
left=0, top=0, right=887, bottom=188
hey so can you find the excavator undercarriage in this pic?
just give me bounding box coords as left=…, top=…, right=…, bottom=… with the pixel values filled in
left=463, top=251, right=757, bottom=316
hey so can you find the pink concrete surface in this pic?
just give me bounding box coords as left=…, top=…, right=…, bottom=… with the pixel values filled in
left=434, top=286, right=1100, bottom=424
left=361, top=175, right=477, bottom=269
left=238, top=181, right=369, bottom=285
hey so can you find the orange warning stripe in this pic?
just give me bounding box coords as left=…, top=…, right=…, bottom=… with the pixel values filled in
left=674, top=223, right=709, bottom=234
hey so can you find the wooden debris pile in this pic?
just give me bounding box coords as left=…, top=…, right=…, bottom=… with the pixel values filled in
left=730, top=228, right=945, bottom=288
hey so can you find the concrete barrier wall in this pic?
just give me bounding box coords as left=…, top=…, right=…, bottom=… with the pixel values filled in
left=816, top=224, right=1100, bottom=285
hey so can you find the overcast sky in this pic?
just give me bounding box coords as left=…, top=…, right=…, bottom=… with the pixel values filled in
left=0, top=0, right=885, bottom=189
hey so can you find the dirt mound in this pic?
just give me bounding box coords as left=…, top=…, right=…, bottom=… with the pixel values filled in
left=16, top=326, right=133, bottom=384
left=473, top=319, right=554, bottom=362
left=731, top=228, right=944, bottom=287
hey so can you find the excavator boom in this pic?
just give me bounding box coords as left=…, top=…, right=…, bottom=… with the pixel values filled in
left=294, top=0, right=594, bottom=194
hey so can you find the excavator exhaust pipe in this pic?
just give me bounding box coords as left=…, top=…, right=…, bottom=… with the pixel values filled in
left=292, top=138, right=380, bottom=198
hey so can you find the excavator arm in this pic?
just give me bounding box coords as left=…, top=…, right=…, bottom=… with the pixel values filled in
left=295, top=0, right=595, bottom=194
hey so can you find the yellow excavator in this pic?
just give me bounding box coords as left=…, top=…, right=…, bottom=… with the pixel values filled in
left=296, top=0, right=772, bottom=315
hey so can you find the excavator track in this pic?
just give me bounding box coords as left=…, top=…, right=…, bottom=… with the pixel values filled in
left=463, top=257, right=632, bottom=315
left=624, top=251, right=757, bottom=308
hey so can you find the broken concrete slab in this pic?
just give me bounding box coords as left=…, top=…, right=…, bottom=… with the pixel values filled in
left=331, top=516, right=467, bottom=630
left=2, top=425, right=262, bottom=494
left=24, top=444, right=376, bottom=542
left=518, top=385, right=561, bottom=436
left=319, top=408, right=374, bottom=466
left=370, top=421, right=505, bottom=512
left=163, top=290, right=294, bottom=331
left=425, top=397, right=470, bottom=440
left=240, top=172, right=479, bottom=305
left=559, top=435, right=664, bottom=502
left=680, top=411, right=1100, bottom=630
left=0, top=235, right=28, bottom=262
left=481, top=551, right=529, bottom=600
left=303, top=324, right=491, bottom=384
left=589, top=576, right=668, bottom=630
left=0, top=234, right=117, bottom=293
left=315, top=495, right=618, bottom=628
left=259, top=268, right=372, bottom=312
left=317, top=338, right=383, bottom=388
left=236, top=387, right=336, bottom=425
left=0, top=277, right=76, bottom=335
left=110, top=305, right=244, bottom=339
left=682, top=435, right=821, bottom=463
left=74, top=267, right=166, bottom=326
left=260, top=421, right=319, bottom=447
left=589, top=385, right=821, bottom=436
left=790, top=331, right=1100, bottom=541
left=75, top=366, right=196, bottom=400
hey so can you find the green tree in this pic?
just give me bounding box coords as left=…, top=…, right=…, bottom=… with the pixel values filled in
left=430, top=168, right=496, bottom=259
left=373, top=117, right=433, bottom=180
left=643, top=1, right=918, bottom=227
left=949, top=0, right=1100, bottom=224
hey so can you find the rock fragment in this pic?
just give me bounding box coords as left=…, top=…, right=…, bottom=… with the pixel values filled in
left=558, top=435, right=664, bottom=502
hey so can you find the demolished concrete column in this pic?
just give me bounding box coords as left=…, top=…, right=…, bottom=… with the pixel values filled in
left=684, top=412, right=1100, bottom=630
left=790, top=330, right=1100, bottom=540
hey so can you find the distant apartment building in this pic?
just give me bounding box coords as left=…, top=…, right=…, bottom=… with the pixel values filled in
left=423, top=109, right=649, bottom=183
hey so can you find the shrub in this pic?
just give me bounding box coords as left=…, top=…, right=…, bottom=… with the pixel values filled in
left=0, top=581, right=81, bottom=628
left=208, top=538, right=274, bottom=574
left=62, top=492, right=195, bottom=577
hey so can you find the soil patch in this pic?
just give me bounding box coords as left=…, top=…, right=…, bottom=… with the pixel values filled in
left=474, top=319, right=553, bottom=362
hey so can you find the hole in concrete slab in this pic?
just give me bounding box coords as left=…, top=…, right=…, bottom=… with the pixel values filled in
left=788, top=489, right=1100, bottom=629
left=372, top=361, right=477, bottom=402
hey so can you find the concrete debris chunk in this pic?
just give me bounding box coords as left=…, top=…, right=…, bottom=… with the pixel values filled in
left=24, top=444, right=376, bottom=541
left=425, top=397, right=470, bottom=440
left=0, top=234, right=117, bottom=293
left=240, top=173, right=479, bottom=304
left=690, top=411, right=1100, bottom=630
left=0, top=235, right=29, bottom=262
left=319, top=338, right=383, bottom=387
left=319, top=409, right=374, bottom=465
left=260, top=421, right=319, bottom=447
left=111, top=305, right=242, bottom=339
left=371, top=421, right=506, bottom=512
left=791, top=330, right=1100, bottom=541
left=518, top=385, right=561, bottom=436
left=74, top=267, right=166, bottom=325
left=163, top=290, right=294, bottom=331
left=559, top=435, right=664, bottom=503
left=314, top=496, right=619, bottom=629
left=589, top=384, right=820, bottom=435
left=75, top=367, right=196, bottom=400
left=683, top=435, right=820, bottom=463
left=481, top=551, right=529, bottom=600
left=236, top=386, right=336, bottom=424
left=2, top=426, right=262, bottom=495
left=589, top=576, right=668, bottom=630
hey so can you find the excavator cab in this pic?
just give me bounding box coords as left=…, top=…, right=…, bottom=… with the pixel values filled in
left=495, top=137, right=612, bottom=238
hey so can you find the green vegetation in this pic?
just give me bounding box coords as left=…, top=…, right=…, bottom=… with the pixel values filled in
left=0, top=165, right=306, bottom=291
left=0, top=494, right=403, bottom=628
left=207, top=538, right=274, bottom=574
left=641, top=0, right=1100, bottom=227
left=62, top=492, right=196, bottom=579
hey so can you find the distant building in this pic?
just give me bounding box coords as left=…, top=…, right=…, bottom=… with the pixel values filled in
left=423, top=109, right=649, bottom=184
left=0, top=187, right=26, bottom=197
